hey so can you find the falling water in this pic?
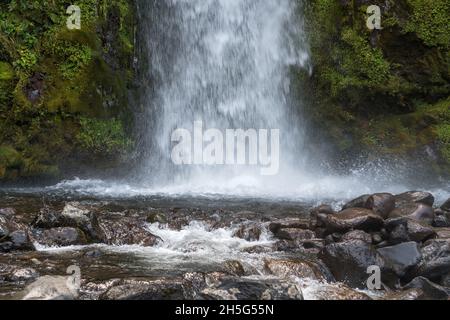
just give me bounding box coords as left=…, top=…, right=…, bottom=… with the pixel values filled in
left=135, top=0, right=311, bottom=194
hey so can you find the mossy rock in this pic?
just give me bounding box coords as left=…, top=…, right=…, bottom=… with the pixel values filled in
left=0, top=62, right=14, bottom=81
left=0, top=146, right=23, bottom=179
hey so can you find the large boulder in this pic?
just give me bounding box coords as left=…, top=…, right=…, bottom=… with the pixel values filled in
left=31, top=227, right=87, bottom=247
left=264, top=259, right=333, bottom=282
left=403, top=277, right=449, bottom=300
left=395, top=191, right=435, bottom=207
left=342, top=195, right=371, bottom=210
left=341, top=230, right=372, bottom=244
left=385, top=218, right=436, bottom=244
left=412, top=239, right=450, bottom=281
left=233, top=223, right=262, bottom=241
left=323, top=208, right=384, bottom=234
left=389, top=203, right=435, bottom=224
left=319, top=240, right=385, bottom=289
left=377, top=242, right=422, bottom=278
left=365, top=193, right=395, bottom=219
left=94, top=214, right=161, bottom=246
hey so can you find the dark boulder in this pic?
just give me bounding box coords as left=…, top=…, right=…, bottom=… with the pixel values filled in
left=323, top=208, right=384, bottom=234
left=433, top=215, right=449, bottom=228
left=395, top=191, right=435, bottom=207
left=412, top=239, right=450, bottom=281
left=233, top=224, right=262, bottom=241
left=403, top=277, right=449, bottom=300
left=31, top=227, right=87, bottom=247
left=377, top=242, right=422, bottom=278
left=264, top=259, right=333, bottom=282
left=385, top=217, right=436, bottom=244
left=101, top=278, right=186, bottom=300
left=272, top=228, right=315, bottom=241
left=10, top=230, right=33, bottom=251
left=94, top=215, right=161, bottom=246
left=319, top=240, right=385, bottom=289
left=341, top=230, right=372, bottom=244
left=441, top=198, right=450, bottom=212
left=342, top=195, right=371, bottom=210
left=365, top=193, right=395, bottom=219
left=389, top=203, right=435, bottom=224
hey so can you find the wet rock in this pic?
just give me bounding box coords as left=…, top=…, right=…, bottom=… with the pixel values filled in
left=10, top=230, right=33, bottom=251
left=264, top=259, right=332, bottom=281
left=341, top=230, right=372, bottom=244
left=323, top=208, right=384, bottom=234
left=269, top=218, right=309, bottom=234
left=371, top=233, right=383, bottom=245
left=365, top=193, right=395, bottom=219
left=403, top=277, right=449, bottom=300
left=101, top=278, right=185, bottom=300
left=319, top=240, right=385, bottom=289
left=233, top=224, right=262, bottom=241
left=0, top=215, right=9, bottom=239
left=342, top=195, right=371, bottom=210
left=31, top=227, right=87, bottom=247
left=433, top=216, right=449, bottom=228
left=310, top=206, right=335, bottom=229
left=200, top=277, right=303, bottom=300
left=302, top=283, right=371, bottom=300
left=146, top=212, right=167, bottom=224
left=311, top=205, right=335, bottom=215
left=223, top=260, right=246, bottom=277
left=434, top=228, right=450, bottom=239
left=273, top=228, right=315, bottom=241
left=9, top=268, right=39, bottom=283
left=441, top=198, right=450, bottom=212
left=377, top=242, right=422, bottom=278
left=395, top=191, right=435, bottom=207
left=412, top=239, right=450, bottom=281
left=382, top=288, right=425, bottom=300
left=95, top=215, right=161, bottom=246
left=21, top=275, right=79, bottom=300
left=61, top=203, right=95, bottom=233
left=385, top=217, right=436, bottom=244
left=0, top=208, right=15, bottom=218
left=389, top=203, right=435, bottom=224
left=33, top=209, right=64, bottom=229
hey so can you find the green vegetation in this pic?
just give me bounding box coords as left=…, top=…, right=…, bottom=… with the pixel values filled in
left=0, top=0, right=136, bottom=182
left=302, top=0, right=450, bottom=175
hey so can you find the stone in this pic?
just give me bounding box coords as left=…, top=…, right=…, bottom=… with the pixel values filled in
left=434, top=228, right=450, bottom=239
left=264, top=259, right=332, bottom=281
left=0, top=215, right=9, bottom=238
left=385, top=217, right=436, bottom=244
left=441, top=198, right=450, bottom=212
left=342, top=195, right=371, bottom=210
left=319, top=240, right=385, bottom=289
left=22, top=275, right=79, bottom=300
left=403, top=277, right=449, bottom=300
left=9, top=268, right=39, bottom=282
left=377, top=242, right=422, bottom=277
left=323, top=208, right=384, bottom=234
left=303, top=283, right=371, bottom=300
left=32, top=227, right=87, bottom=247
left=341, top=230, right=372, bottom=244
left=101, top=278, right=186, bottom=300
left=10, top=230, right=33, bottom=250
left=395, top=191, right=435, bottom=207
left=94, top=215, right=161, bottom=246
left=413, top=239, right=450, bottom=281
left=382, top=288, right=424, bottom=300
left=389, top=203, right=435, bottom=224
left=433, top=216, right=449, bottom=228
left=223, top=260, right=246, bottom=276
left=272, top=228, right=315, bottom=241
left=365, top=193, right=395, bottom=219
left=233, top=224, right=262, bottom=241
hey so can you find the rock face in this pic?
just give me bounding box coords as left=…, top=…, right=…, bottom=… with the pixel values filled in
left=322, top=208, right=384, bottom=234
left=377, top=242, right=422, bottom=278
left=319, top=240, right=385, bottom=289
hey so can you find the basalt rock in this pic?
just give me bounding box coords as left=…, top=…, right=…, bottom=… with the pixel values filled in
left=395, top=191, right=435, bottom=207
left=365, top=193, right=396, bottom=219
left=403, top=277, right=449, bottom=300
left=31, top=227, right=87, bottom=247
left=264, top=259, right=333, bottom=282
left=322, top=208, right=384, bottom=234
left=385, top=217, right=436, bottom=244
left=341, top=230, right=372, bottom=244
left=101, top=278, right=186, bottom=300
left=389, top=203, right=435, bottom=224
left=342, top=195, right=371, bottom=210
left=377, top=242, right=422, bottom=278
left=319, top=240, right=386, bottom=289
left=94, top=214, right=161, bottom=246
left=412, top=239, right=450, bottom=281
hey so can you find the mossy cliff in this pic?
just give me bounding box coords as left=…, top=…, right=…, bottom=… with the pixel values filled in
left=0, top=0, right=135, bottom=183
left=299, top=0, right=449, bottom=177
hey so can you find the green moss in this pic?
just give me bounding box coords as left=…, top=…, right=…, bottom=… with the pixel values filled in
left=0, top=61, right=14, bottom=80
left=76, top=117, right=133, bottom=156
left=404, top=0, right=450, bottom=48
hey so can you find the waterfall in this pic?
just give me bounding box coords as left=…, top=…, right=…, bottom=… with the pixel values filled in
left=136, top=0, right=311, bottom=193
